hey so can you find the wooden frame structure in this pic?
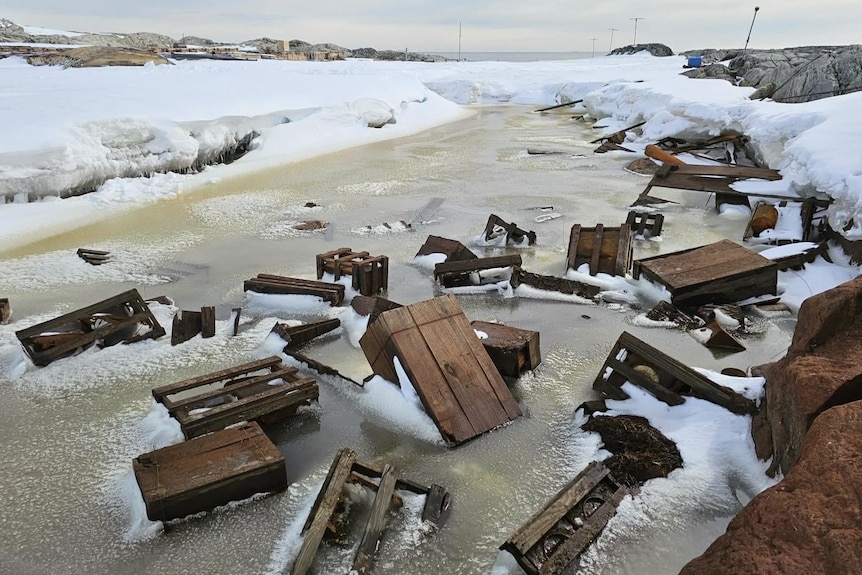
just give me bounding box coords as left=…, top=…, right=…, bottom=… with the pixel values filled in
left=133, top=421, right=286, bottom=522
left=566, top=224, right=633, bottom=276
left=290, top=448, right=450, bottom=575
left=243, top=274, right=345, bottom=306
left=500, top=461, right=630, bottom=575
left=483, top=214, right=537, bottom=246
left=360, top=294, right=522, bottom=445
left=316, top=247, right=389, bottom=296
left=592, top=331, right=756, bottom=414
left=434, top=254, right=522, bottom=288
left=625, top=211, right=664, bottom=239
left=151, top=355, right=318, bottom=438
left=15, top=289, right=165, bottom=367
left=471, top=320, right=541, bottom=378
left=415, top=235, right=477, bottom=262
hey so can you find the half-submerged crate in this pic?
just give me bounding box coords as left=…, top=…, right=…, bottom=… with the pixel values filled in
left=15, top=289, right=165, bottom=367
left=632, top=239, right=777, bottom=306
left=500, top=461, right=630, bottom=575
left=509, top=267, right=601, bottom=300
left=415, top=235, right=477, bottom=263
left=315, top=248, right=389, bottom=296
left=625, top=211, right=664, bottom=239
left=244, top=274, right=345, bottom=306
left=434, top=254, right=522, bottom=288
left=566, top=224, right=633, bottom=276
left=132, top=421, right=286, bottom=522
left=484, top=214, right=537, bottom=246
left=152, top=355, right=318, bottom=439
left=360, top=294, right=522, bottom=446
left=471, top=320, right=541, bottom=378
left=593, top=331, right=756, bottom=415
left=291, top=448, right=450, bottom=575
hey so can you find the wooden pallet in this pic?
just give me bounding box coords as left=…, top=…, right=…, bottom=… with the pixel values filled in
left=625, top=211, right=665, bottom=239
left=15, top=289, right=166, bottom=367
left=566, top=224, right=633, bottom=276
left=632, top=239, right=777, bottom=306
left=291, top=448, right=450, bottom=575
left=434, top=254, right=522, bottom=288
left=76, top=247, right=111, bottom=265
left=500, top=461, right=630, bottom=575
left=151, top=355, right=319, bottom=438
left=509, top=267, right=601, bottom=300
left=133, top=421, right=286, bottom=522
left=415, top=235, right=477, bottom=262
left=360, top=294, right=522, bottom=446
left=271, top=318, right=341, bottom=348
left=471, top=320, right=541, bottom=378
left=315, top=247, right=389, bottom=296
left=243, top=274, right=345, bottom=306
left=592, top=331, right=756, bottom=414
left=483, top=214, right=537, bottom=246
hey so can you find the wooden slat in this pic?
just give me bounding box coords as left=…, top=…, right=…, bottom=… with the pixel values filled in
left=659, top=164, right=782, bottom=180
left=604, top=357, right=685, bottom=406
left=352, top=464, right=399, bottom=575
left=421, top=484, right=452, bottom=526
left=161, top=366, right=300, bottom=412
left=566, top=225, right=582, bottom=271
left=152, top=356, right=283, bottom=400
left=614, top=223, right=633, bottom=276
left=589, top=224, right=604, bottom=276
left=201, top=306, right=216, bottom=338
left=351, top=460, right=430, bottom=495
left=434, top=255, right=523, bottom=279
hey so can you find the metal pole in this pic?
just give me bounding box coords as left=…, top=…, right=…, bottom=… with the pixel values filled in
left=591, top=38, right=597, bottom=58
left=609, top=27, right=618, bottom=53
left=458, top=22, right=462, bottom=61
left=742, top=6, right=761, bottom=57
left=630, top=17, right=643, bottom=47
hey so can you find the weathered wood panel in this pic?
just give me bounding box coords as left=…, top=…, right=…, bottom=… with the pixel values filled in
left=509, top=267, right=601, bottom=300
left=352, top=464, right=398, bottom=575
left=415, top=235, right=478, bottom=262
left=434, top=254, right=523, bottom=287
left=625, top=211, right=664, bottom=239
left=76, top=247, right=111, bottom=265
left=243, top=274, right=344, bottom=305
left=132, top=422, right=286, bottom=522
left=0, top=298, right=10, bottom=324
left=351, top=295, right=403, bottom=327
left=272, top=318, right=341, bottom=348
left=471, top=320, right=541, bottom=378
left=566, top=224, right=633, bottom=276
left=484, top=214, right=536, bottom=246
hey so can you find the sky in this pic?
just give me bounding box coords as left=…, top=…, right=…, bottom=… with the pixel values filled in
left=2, top=1, right=862, bottom=52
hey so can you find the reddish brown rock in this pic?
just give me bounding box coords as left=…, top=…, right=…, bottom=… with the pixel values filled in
left=680, top=400, right=862, bottom=575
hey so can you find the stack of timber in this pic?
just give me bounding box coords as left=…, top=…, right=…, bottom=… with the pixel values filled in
left=316, top=247, right=389, bottom=296
left=290, top=448, right=450, bottom=575
left=271, top=318, right=341, bottom=349
left=566, top=224, right=633, bottom=276
left=151, top=355, right=318, bottom=438
left=500, top=461, right=630, bottom=575
left=0, top=298, right=10, bottom=324
left=243, top=274, right=345, bottom=306
left=509, top=267, right=601, bottom=300
left=434, top=254, right=522, bottom=288
left=471, top=320, right=541, bottom=378
left=592, top=331, right=756, bottom=415
left=15, top=289, right=165, bottom=367
left=171, top=306, right=216, bottom=345
left=76, top=248, right=111, bottom=265
left=637, top=163, right=783, bottom=209
left=360, top=294, right=522, bottom=446
left=483, top=214, right=537, bottom=246
left=632, top=239, right=777, bottom=306
left=133, top=421, right=286, bottom=522
left=625, top=211, right=664, bottom=239
left=415, top=235, right=477, bottom=263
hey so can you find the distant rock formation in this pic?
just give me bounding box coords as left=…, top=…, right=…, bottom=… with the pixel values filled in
left=349, top=47, right=448, bottom=62
left=25, top=46, right=171, bottom=67
left=610, top=43, right=674, bottom=57
left=0, top=18, right=174, bottom=50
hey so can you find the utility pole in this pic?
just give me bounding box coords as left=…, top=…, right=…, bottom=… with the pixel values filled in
left=630, top=17, right=644, bottom=47
left=405, top=47, right=408, bottom=61
left=591, top=38, right=597, bottom=58
left=742, top=6, right=761, bottom=57
left=458, top=21, right=462, bottom=62
left=608, top=27, right=618, bottom=53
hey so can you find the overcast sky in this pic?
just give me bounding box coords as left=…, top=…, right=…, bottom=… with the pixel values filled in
left=3, top=1, right=861, bottom=52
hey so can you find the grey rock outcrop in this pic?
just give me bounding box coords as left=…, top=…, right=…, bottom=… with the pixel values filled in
left=0, top=18, right=174, bottom=50
left=610, top=43, right=674, bottom=57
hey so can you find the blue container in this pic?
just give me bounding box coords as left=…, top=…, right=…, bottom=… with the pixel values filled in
left=687, top=55, right=703, bottom=67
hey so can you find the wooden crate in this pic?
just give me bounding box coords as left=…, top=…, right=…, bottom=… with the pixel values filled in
left=151, top=355, right=318, bottom=438
left=471, top=320, right=541, bottom=378
left=625, top=211, right=664, bottom=239
left=243, top=274, right=345, bottom=305
left=15, top=289, right=165, bottom=367
left=315, top=248, right=389, bottom=296
left=360, top=294, right=522, bottom=446
left=566, top=224, right=633, bottom=276
left=632, top=239, right=777, bottom=306
left=415, top=235, right=477, bottom=262
left=500, top=461, right=630, bottom=575
left=132, top=422, right=286, bottom=522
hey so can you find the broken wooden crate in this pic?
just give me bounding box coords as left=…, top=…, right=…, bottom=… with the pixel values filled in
left=133, top=421, right=286, bottom=522
left=592, top=331, right=756, bottom=415
left=483, top=214, right=536, bottom=246
left=171, top=306, right=216, bottom=345
left=632, top=239, right=777, bottom=306
left=360, top=294, right=522, bottom=446
left=15, top=289, right=165, bottom=367
left=315, top=247, right=389, bottom=296
left=434, top=254, right=522, bottom=288
left=500, top=461, right=630, bottom=575
left=471, top=320, right=541, bottom=378
left=271, top=318, right=341, bottom=348
left=566, top=224, right=633, bottom=276
left=243, top=274, right=345, bottom=306
left=291, top=448, right=450, bottom=575
left=625, top=211, right=665, bottom=239
left=151, top=355, right=318, bottom=439
left=415, top=235, right=477, bottom=263
left=638, top=163, right=783, bottom=209
left=76, top=247, right=111, bottom=265
left=509, top=267, right=601, bottom=300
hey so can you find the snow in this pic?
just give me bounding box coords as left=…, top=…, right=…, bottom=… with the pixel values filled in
left=22, top=25, right=85, bottom=37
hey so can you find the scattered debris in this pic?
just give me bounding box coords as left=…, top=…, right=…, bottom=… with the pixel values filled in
left=637, top=163, right=784, bottom=208
left=589, top=121, right=646, bottom=150
left=693, top=319, right=747, bottom=353
left=15, top=289, right=165, bottom=367
left=654, top=133, right=749, bottom=164
left=271, top=318, right=341, bottom=348
left=534, top=212, right=562, bottom=223
left=0, top=298, right=10, bottom=324
left=350, top=295, right=403, bottom=327
left=76, top=247, right=111, bottom=265
left=633, top=239, right=777, bottom=306
left=592, top=331, right=756, bottom=414
left=625, top=211, right=664, bottom=239
left=645, top=301, right=703, bottom=330
left=434, top=254, right=522, bottom=288
left=509, top=267, right=601, bottom=300
left=290, top=448, right=450, bottom=575
left=534, top=99, right=583, bottom=113
left=743, top=199, right=822, bottom=244
left=360, top=294, right=522, bottom=446
left=243, top=274, right=345, bottom=306
left=566, top=224, right=633, bottom=276
left=625, top=157, right=660, bottom=175
left=133, top=421, right=286, bottom=522
left=483, top=214, right=537, bottom=246
left=471, top=320, right=541, bottom=378
left=170, top=306, right=216, bottom=346
left=644, top=143, right=686, bottom=166
left=415, top=235, right=478, bottom=263
left=594, top=141, right=635, bottom=154
left=151, top=355, right=319, bottom=438
left=500, top=461, right=630, bottom=575
left=316, top=248, right=389, bottom=296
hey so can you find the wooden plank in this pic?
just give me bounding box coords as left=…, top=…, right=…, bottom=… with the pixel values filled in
left=421, top=484, right=452, bottom=526
left=604, top=357, right=685, bottom=406
left=589, top=224, right=604, bottom=276
left=0, top=298, right=11, bottom=324
left=434, top=255, right=523, bottom=278
left=201, top=306, right=216, bottom=338
left=415, top=235, right=478, bottom=261
left=659, top=164, right=781, bottom=180
left=231, top=307, right=241, bottom=336
left=292, top=449, right=357, bottom=575
left=284, top=349, right=365, bottom=387
left=152, top=356, right=283, bottom=399
left=273, top=318, right=341, bottom=348
left=161, top=366, right=300, bottom=412
left=614, top=224, right=633, bottom=276
left=566, top=225, right=582, bottom=271
left=351, top=460, right=430, bottom=495
left=352, top=464, right=399, bottom=575
left=510, top=268, right=601, bottom=300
